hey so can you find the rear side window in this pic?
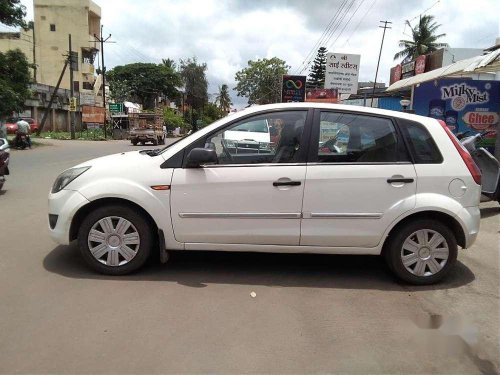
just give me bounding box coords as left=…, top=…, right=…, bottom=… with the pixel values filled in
left=400, top=120, right=443, bottom=164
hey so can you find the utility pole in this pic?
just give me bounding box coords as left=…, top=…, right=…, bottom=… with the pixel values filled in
left=94, top=25, right=112, bottom=138
left=69, top=34, right=76, bottom=139
left=371, top=20, right=392, bottom=107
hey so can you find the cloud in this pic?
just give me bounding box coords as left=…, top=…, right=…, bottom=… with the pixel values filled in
left=13, top=0, right=500, bottom=108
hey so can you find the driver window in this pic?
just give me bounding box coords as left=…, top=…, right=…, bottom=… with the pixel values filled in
left=204, top=111, right=307, bottom=165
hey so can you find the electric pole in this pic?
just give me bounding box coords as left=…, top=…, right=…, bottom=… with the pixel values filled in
left=371, top=20, right=392, bottom=107
left=69, top=34, right=76, bottom=139
left=94, top=25, right=113, bottom=138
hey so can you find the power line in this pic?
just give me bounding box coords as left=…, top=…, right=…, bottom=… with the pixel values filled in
left=341, top=0, right=377, bottom=47
left=293, top=0, right=349, bottom=74
left=327, top=0, right=366, bottom=50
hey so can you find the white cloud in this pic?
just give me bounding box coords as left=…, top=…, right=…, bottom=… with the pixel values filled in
left=11, top=0, right=500, bottom=107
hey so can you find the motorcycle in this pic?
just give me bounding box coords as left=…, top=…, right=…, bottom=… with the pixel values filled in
left=460, top=130, right=500, bottom=204
left=0, top=138, right=10, bottom=191
left=14, top=132, right=30, bottom=150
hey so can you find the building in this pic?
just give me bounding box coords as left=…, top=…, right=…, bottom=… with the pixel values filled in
left=0, top=28, right=35, bottom=69
left=34, top=0, right=101, bottom=91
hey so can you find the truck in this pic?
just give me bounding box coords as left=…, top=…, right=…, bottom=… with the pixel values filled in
left=128, top=112, right=165, bottom=146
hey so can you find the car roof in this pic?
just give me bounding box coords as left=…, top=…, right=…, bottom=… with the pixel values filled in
left=238, top=103, right=434, bottom=122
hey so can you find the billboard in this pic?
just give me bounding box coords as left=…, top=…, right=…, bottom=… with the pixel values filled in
left=281, top=75, right=306, bottom=102
left=82, top=106, right=105, bottom=123
left=305, top=88, right=338, bottom=103
left=413, top=79, right=499, bottom=145
left=325, top=53, right=360, bottom=94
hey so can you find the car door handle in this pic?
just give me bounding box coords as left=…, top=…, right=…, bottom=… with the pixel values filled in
left=273, top=181, right=302, bottom=187
left=387, top=178, right=414, bottom=183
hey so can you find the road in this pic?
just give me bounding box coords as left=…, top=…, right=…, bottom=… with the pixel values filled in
left=0, top=139, right=498, bottom=374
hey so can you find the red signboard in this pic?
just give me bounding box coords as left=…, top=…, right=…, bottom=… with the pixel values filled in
left=305, top=88, right=338, bottom=103
left=82, top=106, right=105, bottom=123
left=415, top=55, right=426, bottom=75
left=392, top=64, right=402, bottom=83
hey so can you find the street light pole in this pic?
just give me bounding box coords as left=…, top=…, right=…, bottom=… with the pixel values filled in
left=94, top=25, right=112, bottom=138
left=371, top=20, right=392, bottom=107
left=69, top=34, right=76, bottom=139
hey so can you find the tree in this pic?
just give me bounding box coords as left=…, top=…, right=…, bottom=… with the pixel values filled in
left=215, top=84, right=232, bottom=113
left=307, top=47, right=327, bottom=88
left=180, top=57, right=208, bottom=131
left=234, top=57, right=289, bottom=105
left=109, top=80, right=131, bottom=103
left=0, top=49, right=31, bottom=118
left=394, top=15, right=448, bottom=62
left=106, top=63, right=181, bottom=109
left=162, top=58, right=176, bottom=70
left=203, top=102, right=224, bottom=124
left=163, top=107, right=186, bottom=131
left=0, top=0, right=27, bottom=28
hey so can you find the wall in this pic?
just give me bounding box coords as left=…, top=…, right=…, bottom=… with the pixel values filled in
left=0, top=30, right=34, bottom=73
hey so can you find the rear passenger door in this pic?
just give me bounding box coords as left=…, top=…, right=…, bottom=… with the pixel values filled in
left=301, top=110, right=416, bottom=248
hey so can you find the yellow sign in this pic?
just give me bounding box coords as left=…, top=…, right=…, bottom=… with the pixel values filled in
left=69, top=97, right=77, bottom=112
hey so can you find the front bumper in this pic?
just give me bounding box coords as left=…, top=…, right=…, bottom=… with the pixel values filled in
left=48, top=189, right=90, bottom=245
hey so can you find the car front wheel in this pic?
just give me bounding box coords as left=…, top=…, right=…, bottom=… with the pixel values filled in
left=77, top=205, right=152, bottom=275
left=385, top=219, right=457, bottom=285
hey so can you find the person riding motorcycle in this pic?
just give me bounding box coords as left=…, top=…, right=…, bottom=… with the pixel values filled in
left=15, top=119, right=31, bottom=149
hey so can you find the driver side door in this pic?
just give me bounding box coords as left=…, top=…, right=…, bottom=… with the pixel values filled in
left=170, top=109, right=311, bottom=246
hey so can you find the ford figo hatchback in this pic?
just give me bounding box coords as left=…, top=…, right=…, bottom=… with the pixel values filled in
left=48, top=103, right=481, bottom=284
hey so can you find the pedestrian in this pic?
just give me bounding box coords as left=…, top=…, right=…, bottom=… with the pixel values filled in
left=16, top=119, right=32, bottom=149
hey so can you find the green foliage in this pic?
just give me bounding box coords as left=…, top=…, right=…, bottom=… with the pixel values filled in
left=180, top=57, right=208, bottom=113
left=163, top=108, right=186, bottom=130
left=0, top=49, right=31, bottom=118
left=203, top=102, right=224, bottom=124
left=33, top=129, right=110, bottom=141
left=215, top=84, right=232, bottom=113
left=106, top=62, right=181, bottom=109
left=307, top=47, right=327, bottom=88
left=394, top=15, right=448, bottom=61
left=0, top=0, right=27, bottom=28
left=108, top=80, right=131, bottom=103
left=234, top=57, right=289, bottom=105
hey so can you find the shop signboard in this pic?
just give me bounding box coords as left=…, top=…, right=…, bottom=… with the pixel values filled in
left=305, top=88, right=338, bottom=103
left=80, top=92, right=96, bottom=106
left=82, top=106, right=105, bottom=123
left=325, top=53, right=360, bottom=94
left=413, top=79, right=499, bottom=146
left=281, top=75, right=306, bottom=102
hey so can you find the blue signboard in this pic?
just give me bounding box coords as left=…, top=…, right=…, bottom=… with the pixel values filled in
left=413, top=79, right=499, bottom=148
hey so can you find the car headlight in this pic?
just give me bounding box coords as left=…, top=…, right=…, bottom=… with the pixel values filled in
left=51, top=166, right=90, bottom=193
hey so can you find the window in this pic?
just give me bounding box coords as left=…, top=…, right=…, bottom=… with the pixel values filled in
left=203, top=111, right=307, bottom=165
left=316, top=112, right=401, bottom=163
left=50, top=24, right=56, bottom=31
left=400, top=119, right=443, bottom=163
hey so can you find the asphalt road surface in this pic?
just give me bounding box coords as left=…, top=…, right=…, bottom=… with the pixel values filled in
left=0, top=139, right=499, bottom=374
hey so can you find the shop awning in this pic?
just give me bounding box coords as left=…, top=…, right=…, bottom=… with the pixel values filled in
left=386, top=49, right=500, bottom=92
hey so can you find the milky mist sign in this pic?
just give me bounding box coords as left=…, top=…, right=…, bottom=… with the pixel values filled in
left=325, top=53, right=361, bottom=94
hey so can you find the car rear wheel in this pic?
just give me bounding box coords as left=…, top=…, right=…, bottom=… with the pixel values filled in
left=385, top=219, right=457, bottom=285
left=77, top=205, right=152, bottom=275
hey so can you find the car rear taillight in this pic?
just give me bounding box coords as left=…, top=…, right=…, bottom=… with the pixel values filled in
left=438, top=120, right=481, bottom=185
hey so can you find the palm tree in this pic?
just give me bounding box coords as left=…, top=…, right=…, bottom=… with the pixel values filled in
left=394, top=15, right=448, bottom=61
left=216, top=84, right=232, bottom=113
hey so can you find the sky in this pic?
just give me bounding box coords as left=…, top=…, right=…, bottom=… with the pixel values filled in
left=10, top=0, right=500, bottom=108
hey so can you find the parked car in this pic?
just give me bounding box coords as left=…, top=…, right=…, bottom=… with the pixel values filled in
left=48, top=103, right=481, bottom=284
left=5, top=117, right=40, bottom=134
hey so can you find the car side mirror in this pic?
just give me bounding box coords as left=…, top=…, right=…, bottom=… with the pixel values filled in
left=186, top=148, right=218, bottom=168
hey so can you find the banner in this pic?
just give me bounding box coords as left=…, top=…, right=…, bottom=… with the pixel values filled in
left=413, top=79, right=499, bottom=149
left=325, top=53, right=360, bottom=94
left=305, top=88, right=338, bottom=103
left=281, top=75, right=306, bottom=102
left=82, top=106, right=105, bottom=123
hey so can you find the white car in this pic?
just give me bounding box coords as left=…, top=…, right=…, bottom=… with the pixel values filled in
left=48, top=103, right=481, bottom=284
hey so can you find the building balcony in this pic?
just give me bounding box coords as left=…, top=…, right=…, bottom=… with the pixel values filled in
left=81, top=62, right=95, bottom=75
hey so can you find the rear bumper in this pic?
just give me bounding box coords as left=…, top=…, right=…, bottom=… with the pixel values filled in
left=456, top=206, right=480, bottom=248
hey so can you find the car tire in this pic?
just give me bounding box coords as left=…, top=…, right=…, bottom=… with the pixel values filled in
left=384, top=219, right=457, bottom=285
left=131, top=139, right=138, bottom=146
left=77, top=205, right=153, bottom=275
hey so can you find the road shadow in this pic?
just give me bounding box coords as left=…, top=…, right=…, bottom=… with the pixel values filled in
left=480, top=206, right=499, bottom=219
left=0, top=189, right=6, bottom=196
left=43, top=242, right=475, bottom=291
